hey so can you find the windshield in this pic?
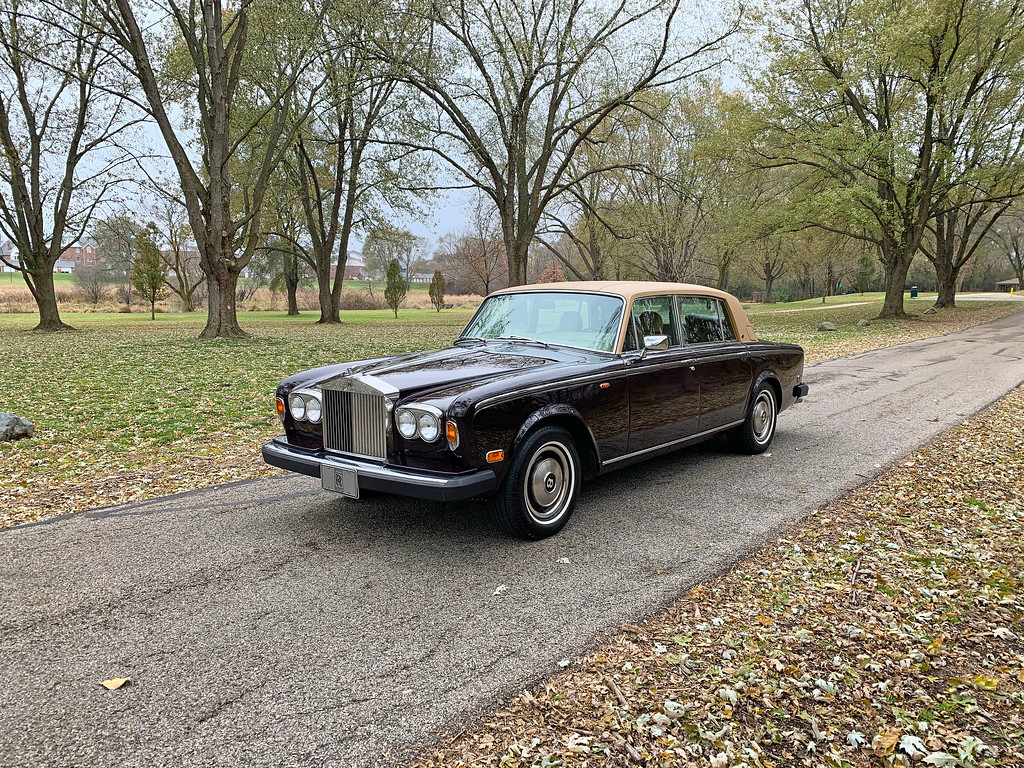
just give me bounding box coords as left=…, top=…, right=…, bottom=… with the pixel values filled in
left=460, top=291, right=625, bottom=353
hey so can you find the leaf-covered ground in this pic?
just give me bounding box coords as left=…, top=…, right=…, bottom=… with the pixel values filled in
left=752, top=299, right=1023, bottom=365
left=411, top=386, right=1024, bottom=768
left=0, top=301, right=1020, bottom=528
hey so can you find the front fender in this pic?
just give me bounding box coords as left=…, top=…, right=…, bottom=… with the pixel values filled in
left=511, top=404, right=602, bottom=477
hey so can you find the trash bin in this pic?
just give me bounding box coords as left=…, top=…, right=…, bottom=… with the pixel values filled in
left=910, top=285, right=918, bottom=298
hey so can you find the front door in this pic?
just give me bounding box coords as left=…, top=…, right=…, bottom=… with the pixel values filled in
left=624, top=295, right=701, bottom=454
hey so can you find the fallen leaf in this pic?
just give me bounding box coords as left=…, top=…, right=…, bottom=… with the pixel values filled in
left=100, top=677, right=131, bottom=690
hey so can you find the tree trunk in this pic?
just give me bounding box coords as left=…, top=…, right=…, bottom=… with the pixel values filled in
left=315, top=259, right=334, bottom=323
left=150, top=301, right=156, bottom=320
left=716, top=258, right=729, bottom=291
left=285, top=256, right=300, bottom=316
left=201, top=264, right=247, bottom=338
left=876, top=257, right=912, bottom=319
left=764, top=273, right=775, bottom=303
left=329, top=249, right=349, bottom=323
left=933, top=255, right=958, bottom=309
left=27, top=265, right=74, bottom=332
left=182, top=291, right=195, bottom=312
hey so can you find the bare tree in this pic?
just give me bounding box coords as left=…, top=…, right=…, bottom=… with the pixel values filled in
left=151, top=189, right=204, bottom=311
left=0, top=0, right=136, bottom=330
left=74, top=262, right=112, bottom=305
left=283, top=0, right=429, bottom=324
left=99, top=0, right=322, bottom=338
left=363, top=225, right=425, bottom=284
left=374, top=0, right=739, bottom=285
left=434, top=193, right=508, bottom=294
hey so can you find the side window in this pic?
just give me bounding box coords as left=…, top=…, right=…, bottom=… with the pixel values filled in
left=717, top=300, right=737, bottom=341
left=631, top=296, right=680, bottom=346
left=678, top=295, right=725, bottom=344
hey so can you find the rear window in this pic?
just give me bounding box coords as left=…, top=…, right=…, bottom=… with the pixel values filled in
left=678, top=296, right=724, bottom=343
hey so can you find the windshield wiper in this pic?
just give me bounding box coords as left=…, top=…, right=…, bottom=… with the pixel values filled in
left=497, top=335, right=549, bottom=348
left=454, top=336, right=489, bottom=345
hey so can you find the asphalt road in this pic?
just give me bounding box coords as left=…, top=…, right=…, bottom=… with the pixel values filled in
left=2, top=312, right=1023, bottom=768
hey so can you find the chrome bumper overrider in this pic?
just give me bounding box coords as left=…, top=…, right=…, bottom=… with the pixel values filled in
left=261, top=438, right=497, bottom=502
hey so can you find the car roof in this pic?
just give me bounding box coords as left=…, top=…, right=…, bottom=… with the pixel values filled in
left=487, top=280, right=758, bottom=344
left=489, top=280, right=736, bottom=302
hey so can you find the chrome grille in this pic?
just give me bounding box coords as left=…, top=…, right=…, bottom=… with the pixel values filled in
left=322, top=388, right=387, bottom=459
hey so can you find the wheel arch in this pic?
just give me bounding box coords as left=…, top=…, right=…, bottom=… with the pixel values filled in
left=512, top=405, right=600, bottom=480
left=752, top=370, right=782, bottom=409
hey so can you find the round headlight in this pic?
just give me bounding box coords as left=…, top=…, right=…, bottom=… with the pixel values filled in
left=305, top=395, right=322, bottom=424
left=396, top=409, right=417, bottom=439
left=288, top=393, right=306, bottom=421
left=417, top=412, right=440, bottom=442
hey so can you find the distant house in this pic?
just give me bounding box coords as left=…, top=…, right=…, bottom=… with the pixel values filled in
left=0, top=239, right=17, bottom=272
left=60, top=238, right=100, bottom=272
left=408, top=272, right=434, bottom=284
left=329, top=251, right=366, bottom=281
left=996, top=278, right=1020, bottom=292
left=54, top=259, right=76, bottom=273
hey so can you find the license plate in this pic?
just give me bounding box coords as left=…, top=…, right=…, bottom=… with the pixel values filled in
left=320, top=465, right=359, bottom=498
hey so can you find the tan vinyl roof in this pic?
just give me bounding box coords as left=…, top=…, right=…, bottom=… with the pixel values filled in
left=492, top=281, right=732, bottom=301
left=490, top=280, right=758, bottom=345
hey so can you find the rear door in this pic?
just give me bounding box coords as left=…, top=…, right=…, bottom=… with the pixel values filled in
left=677, top=295, right=751, bottom=432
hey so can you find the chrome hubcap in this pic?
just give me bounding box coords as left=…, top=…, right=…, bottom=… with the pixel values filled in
left=524, top=442, right=575, bottom=523
left=752, top=391, right=775, bottom=444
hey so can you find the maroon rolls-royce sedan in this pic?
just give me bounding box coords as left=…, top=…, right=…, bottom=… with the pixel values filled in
left=263, top=282, right=808, bottom=539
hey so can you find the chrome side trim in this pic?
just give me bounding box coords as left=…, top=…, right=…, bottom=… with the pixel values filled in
left=474, top=369, right=629, bottom=411
left=474, top=357, right=705, bottom=412
left=601, top=419, right=744, bottom=467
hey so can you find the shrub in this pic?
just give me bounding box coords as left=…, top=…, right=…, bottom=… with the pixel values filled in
left=338, top=290, right=384, bottom=310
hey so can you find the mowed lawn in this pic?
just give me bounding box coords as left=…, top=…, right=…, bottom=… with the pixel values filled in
left=0, top=309, right=472, bottom=526
left=0, top=298, right=1021, bottom=527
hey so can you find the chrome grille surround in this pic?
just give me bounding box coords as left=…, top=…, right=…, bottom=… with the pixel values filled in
left=321, top=374, right=397, bottom=460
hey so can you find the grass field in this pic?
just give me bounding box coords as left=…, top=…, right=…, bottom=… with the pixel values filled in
left=0, top=299, right=1021, bottom=527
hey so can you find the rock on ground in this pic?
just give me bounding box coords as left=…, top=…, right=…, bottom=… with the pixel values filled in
left=0, top=413, right=34, bottom=441
left=818, top=321, right=837, bottom=331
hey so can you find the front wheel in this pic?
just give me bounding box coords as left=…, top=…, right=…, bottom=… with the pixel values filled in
left=487, top=426, right=580, bottom=540
left=729, top=383, right=778, bottom=455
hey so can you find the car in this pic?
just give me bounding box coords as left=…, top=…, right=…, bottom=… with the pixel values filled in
left=262, top=281, right=809, bottom=539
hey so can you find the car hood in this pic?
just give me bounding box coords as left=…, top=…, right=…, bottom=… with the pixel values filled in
left=340, top=344, right=575, bottom=397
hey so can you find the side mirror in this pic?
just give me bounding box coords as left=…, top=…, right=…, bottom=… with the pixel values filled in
left=643, top=334, right=669, bottom=351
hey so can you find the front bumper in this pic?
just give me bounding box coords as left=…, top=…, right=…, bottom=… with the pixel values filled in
left=261, top=438, right=498, bottom=502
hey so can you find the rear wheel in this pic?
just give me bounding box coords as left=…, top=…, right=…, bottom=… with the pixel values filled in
left=488, top=426, right=580, bottom=540
left=729, top=383, right=778, bottom=455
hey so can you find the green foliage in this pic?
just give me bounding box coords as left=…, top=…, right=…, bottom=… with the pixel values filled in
left=384, top=258, right=406, bottom=317
left=428, top=269, right=445, bottom=312
left=130, top=225, right=168, bottom=320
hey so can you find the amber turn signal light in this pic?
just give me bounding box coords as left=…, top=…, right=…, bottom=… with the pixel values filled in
left=486, top=449, right=504, bottom=463
left=445, top=420, right=460, bottom=449
left=275, top=397, right=286, bottom=421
